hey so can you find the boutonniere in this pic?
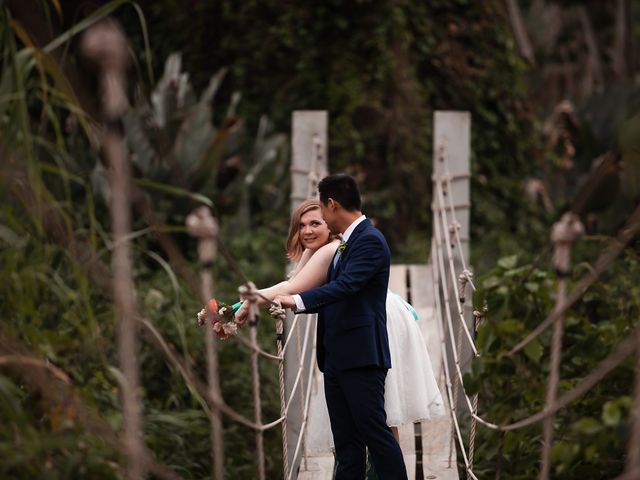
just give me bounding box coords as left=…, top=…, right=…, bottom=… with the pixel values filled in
left=338, top=240, right=348, bottom=253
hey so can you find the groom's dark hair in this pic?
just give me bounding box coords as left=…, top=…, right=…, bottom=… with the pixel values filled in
left=318, top=174, right=362, bottom=211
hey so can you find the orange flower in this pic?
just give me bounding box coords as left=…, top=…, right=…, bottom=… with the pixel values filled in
left=207, top=298, right=218, bottom=313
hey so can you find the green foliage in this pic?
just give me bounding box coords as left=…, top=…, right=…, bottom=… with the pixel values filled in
left=3, top=1, right=639, bottom=478
left=466, top=251, right=638, bottom=478
left=1, top=2, right=289, bottom=478
left=118, top=0, right=537, bottom=264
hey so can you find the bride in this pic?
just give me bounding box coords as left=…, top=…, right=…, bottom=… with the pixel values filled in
left=235, top=199, right=444, bottom=439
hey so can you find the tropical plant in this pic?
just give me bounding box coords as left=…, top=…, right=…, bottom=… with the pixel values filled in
left=465, top=249, right=638, bottom=478
left=0, top=2, right=290, bottom=478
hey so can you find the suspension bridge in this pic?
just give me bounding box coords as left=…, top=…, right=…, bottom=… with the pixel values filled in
left=187, top=110, right=640, bottom=480
left=189, top=110, right=476, bottom=479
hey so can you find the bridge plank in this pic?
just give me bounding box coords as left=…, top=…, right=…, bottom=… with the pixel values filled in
left=296, top=455, right=334, bottom=480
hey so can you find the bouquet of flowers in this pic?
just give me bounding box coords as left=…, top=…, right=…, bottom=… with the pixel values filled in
left=196, top=298, right=244, bottom=340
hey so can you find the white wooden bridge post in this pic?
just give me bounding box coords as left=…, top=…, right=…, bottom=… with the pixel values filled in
left=291, top=111, right=328, bottom=205
left=288, top=111, right=331, bottom=479
left=387, top=111, right=469, bottom=480
left=433, top=111, right=471, bottom=263
left=432, top=110, right=473, bottom=399
left=432, top=110, right=472, bottom=477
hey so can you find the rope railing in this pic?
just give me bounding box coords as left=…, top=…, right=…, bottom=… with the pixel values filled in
left=499, top=324, right=638, bottom=431
left=181, top=127, right=328, bottom=479
left=431, top=211, right=483, bottom=480
left=430, top=148, right=640, bottom=479
left=509, top=202, right=640, bottom=356
left=287, top=329, right=320, bottom=480
left=432, top=197, right=497, bottom=430
left=442, top=171, right=476, bottom=293
left=231, top=309, right=307, bottom=361
left=186, top=213, right=320, bottom=480
left=467, top=309, right=485, bottom=478
left=294, top=314, right=308, bottom=470
left=434, top=177, right=478, bottom=356
left=540, top=212, right=583, bottom=480
left=433, top=208, right=640, bottom=435
left=274, top=312, right=314, bottom=421
left=182, top=131, right=639, bottom=480
left=429, top=241, right=457, bottom=469
left=186, top=206, right=225, bottom=480
left=249, top=317, right=266, bottom=480
left=432, top=245, right=476, bottom=478
left=433, top=172, right=572, bottom=477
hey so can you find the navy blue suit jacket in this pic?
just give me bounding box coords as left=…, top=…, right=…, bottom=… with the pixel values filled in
left=299, top=218, right=392, bottom=372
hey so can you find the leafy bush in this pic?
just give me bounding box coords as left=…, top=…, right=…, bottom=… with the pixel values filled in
left=466, top=249, right=638, bottom=478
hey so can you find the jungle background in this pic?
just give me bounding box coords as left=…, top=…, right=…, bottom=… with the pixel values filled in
left=1, top=0, right=640, bottom=478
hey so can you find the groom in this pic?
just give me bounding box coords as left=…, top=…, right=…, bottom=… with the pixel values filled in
left=276, top=174, right=407, bottom=479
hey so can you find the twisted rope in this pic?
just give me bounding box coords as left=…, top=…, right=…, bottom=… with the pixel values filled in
left=434, top=178, right=478, bottom=356
left=82, top=22, right=145, bottom=479
left=295, top=316, right=308, bottom=472
left=239, top=282, right=261, bottom=325
left=234, top=311, right=307, bottom=361
left=249, top=320, right=266, bottom=480
left=510, top=203, right=640, bottom=356
left=274, top=306, right=289, bottom=480
left=441, top=208, right=640, bottom=443
left=540, top=213, right=582, bottom=480
left=269, top=301, right=287, bottom=322
left=432, top=217, right=479, bottom=476
left=468, top=309, right=484, bottom=478
left=458, top=269, right=474, bottom=304
left=287, top=318, right=320, bottom=480
left=539, top=278, right=566, bottom=480
left=433, top=201, right=490, bottom=424
left=452, top=303, right=465, bottom=437
left=443, top=173, right=476, bottom=292
left=186, top=206, right=225, bottom=480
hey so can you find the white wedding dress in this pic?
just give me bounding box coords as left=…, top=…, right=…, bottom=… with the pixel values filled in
left=305, top=290, right=444, bottom=452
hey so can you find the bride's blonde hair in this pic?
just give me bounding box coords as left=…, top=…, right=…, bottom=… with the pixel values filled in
left=286, top=199, right=336, bottom=261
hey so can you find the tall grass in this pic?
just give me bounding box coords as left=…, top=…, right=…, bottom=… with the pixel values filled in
left=1, top=2, right=288, bottom=478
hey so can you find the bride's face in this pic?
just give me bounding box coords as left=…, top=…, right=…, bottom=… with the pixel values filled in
left=299, top=209, right=331, bottom=251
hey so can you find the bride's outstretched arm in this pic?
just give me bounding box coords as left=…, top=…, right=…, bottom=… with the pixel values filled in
left=236, top=241, right=339, bottom=321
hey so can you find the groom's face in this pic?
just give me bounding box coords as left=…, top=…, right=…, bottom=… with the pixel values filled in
left=320, top=199, right=339, bottom=235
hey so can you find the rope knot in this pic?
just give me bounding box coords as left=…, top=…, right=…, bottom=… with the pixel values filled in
left=473, top=308, right=486, bottom=325
left=269, top=300, right=287, bottom=322
left=458, top=269, right=475, bottom=303
left=186, top=206, right=219, bottom=264
left=550, top=212, right=584, bottom=275
left=238, top=281, right=259, bottom=302
left=238, top=282, right=260, bottom=326
left=186, top=206, right=218, bottom=239
left=80, top=19, right=130, bottom=119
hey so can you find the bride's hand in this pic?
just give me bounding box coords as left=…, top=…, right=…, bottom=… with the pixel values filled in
left=234, top=300, right=249, bottom=326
